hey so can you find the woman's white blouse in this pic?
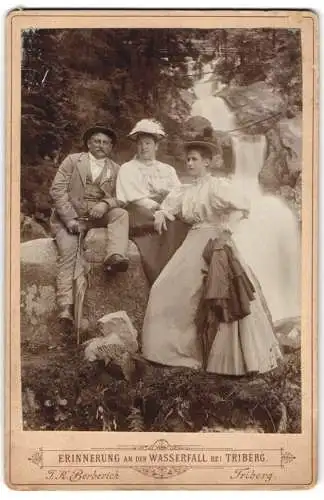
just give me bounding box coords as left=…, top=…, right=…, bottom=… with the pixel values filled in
left=116, top=156, right=180, bottom=204
left=160, top=174, right=250, bottom=226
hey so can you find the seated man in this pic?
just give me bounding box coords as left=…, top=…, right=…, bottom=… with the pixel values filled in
left=116, top=119, right=189, bottom=284
left=50, top=124, right=129, bottom=326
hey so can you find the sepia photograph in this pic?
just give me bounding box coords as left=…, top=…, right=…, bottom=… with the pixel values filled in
left=20, top=24, right=302, bottom=434
left=6, top=9, right=317, bottom=489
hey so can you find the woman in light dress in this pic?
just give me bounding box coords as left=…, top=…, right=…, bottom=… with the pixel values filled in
left=141, top=130, right=282, bottom=375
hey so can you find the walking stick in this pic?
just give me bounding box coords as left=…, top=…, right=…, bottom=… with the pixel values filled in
left=73, top=227, right=88, bottom=345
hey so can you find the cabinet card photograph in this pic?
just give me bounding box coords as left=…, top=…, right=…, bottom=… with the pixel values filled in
left=6, top=9, right=318, bottom=490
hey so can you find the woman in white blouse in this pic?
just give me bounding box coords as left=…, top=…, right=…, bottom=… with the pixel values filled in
left=141, top=131, right=282, bottom=375
left=116, top=119, right=189, bottom=284
left=117, top=119, right=180, bottom=212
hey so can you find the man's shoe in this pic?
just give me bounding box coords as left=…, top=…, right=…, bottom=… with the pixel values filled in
left=58, top=305, right=74, bottom=323
left=58, top=305, right=75, bottom=344
left=105, top=254, right=129, bottom=274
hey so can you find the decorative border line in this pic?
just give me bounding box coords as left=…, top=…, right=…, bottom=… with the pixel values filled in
left=7, top=10, right=316, bottom=489
left=27, top=440, right=296, bottom=480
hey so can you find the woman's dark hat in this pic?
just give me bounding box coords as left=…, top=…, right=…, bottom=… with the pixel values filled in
left=184, top=126, right=219, bottom=155
left=83, top=125, right=117, bottom=147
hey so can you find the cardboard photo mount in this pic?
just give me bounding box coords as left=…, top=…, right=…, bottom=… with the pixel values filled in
left=6, top=9, right=318, bottom=490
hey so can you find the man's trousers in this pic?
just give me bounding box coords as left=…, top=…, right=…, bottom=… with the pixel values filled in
left=53, top=208, right=129, bottom=308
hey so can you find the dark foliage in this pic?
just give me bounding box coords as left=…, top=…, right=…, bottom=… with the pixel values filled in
left=21, top=28, right=200, bottom=167
left=22, top=30, right=79, bottom=164
left=22, top=346, right=301, bottom=433
left=200, top=29, right=302, bottom=115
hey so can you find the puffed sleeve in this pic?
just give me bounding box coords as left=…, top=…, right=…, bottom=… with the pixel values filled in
left=160, top=185, right=187, bottom=216
left=210, top=177, right=250, bottom=212
left=116, top=161, right=150, bottom=204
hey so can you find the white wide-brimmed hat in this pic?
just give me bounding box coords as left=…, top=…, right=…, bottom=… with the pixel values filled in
left=128, top=119, right=166, bottom=141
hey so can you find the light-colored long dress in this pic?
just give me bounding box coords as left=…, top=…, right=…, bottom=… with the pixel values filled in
left=141, top=174, right=283, bottom=375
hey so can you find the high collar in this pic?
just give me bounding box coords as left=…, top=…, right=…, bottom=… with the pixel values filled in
left=134, top=155, right=157, bottom=167
left=192, top=172, right=212, bottom=185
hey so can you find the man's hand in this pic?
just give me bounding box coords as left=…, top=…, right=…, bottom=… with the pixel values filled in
left=66, top=219, right=82, bottom=234
left=154, top=210, right=175, bottom=235
left=89, top=202, right=109, bottom=219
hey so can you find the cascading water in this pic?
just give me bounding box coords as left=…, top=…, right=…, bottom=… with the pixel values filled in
left=191, top=73, right=301, bottom=322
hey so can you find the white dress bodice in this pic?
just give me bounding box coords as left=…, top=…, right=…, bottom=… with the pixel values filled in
left=161, top=174, right=250, bottom=232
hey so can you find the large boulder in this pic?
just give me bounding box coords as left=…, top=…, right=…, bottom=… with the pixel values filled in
left=277, top=115, right=302, bottom=175
left=83, top=311, right=139, bottom=382
left=274, top=316, right=301, bottom=351
left=217, top=81, right=285, bottom=135
left=97, top=310, right=138, bottom=348
left=20, top=232, right=149, bottom=350
left=20, top=239, right=59, bottom=350
left=83, top=228, right=141, bottom=264
left=258, top=115, right=302, bottom=190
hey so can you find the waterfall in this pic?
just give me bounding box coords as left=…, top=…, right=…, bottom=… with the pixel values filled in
left=191, top=74, right=301, bottom=322
left=191, top=79, right=235, bottom=131
left=230, top=134, right=301, bottom=322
